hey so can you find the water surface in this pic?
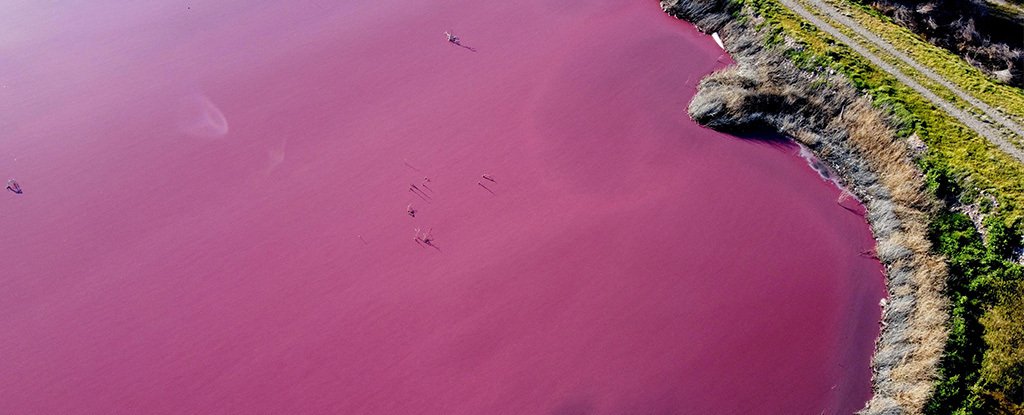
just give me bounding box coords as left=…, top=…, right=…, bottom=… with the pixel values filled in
left=0, top=0, right=885, bottom=413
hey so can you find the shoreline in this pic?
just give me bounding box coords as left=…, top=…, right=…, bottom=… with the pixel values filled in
left=660, top=1, right=949, bottom=414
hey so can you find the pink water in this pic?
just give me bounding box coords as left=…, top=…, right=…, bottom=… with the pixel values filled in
left=0, top=0, right=886, bottom=413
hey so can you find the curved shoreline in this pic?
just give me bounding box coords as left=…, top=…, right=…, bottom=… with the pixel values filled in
left=660, top=1, right=949, bottom=414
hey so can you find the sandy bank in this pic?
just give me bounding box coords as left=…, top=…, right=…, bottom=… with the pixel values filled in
left=660, top=1, right=950, bottom=414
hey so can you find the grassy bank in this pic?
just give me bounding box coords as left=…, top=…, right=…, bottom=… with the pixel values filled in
left=664, top=1, right=947, bottom=413
left=663, top=0, right=1024, bottom=413
left=735, top=2, right=1024, bottom=412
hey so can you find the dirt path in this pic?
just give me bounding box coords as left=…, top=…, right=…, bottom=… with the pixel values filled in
left=776, top=0, right=1024, bottom=163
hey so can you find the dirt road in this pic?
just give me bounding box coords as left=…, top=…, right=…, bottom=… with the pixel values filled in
left=777, top=0, right=1024, bottom=163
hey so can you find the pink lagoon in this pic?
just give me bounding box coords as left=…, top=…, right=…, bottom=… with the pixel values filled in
left=0, top=0, right=885, bottom=413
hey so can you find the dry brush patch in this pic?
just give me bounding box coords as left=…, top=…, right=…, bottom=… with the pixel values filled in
left=663, top=2, right=949, bottom=413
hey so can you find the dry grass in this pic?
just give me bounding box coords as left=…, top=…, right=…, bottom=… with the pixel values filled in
left=842, top=101, right=949, bottom=413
